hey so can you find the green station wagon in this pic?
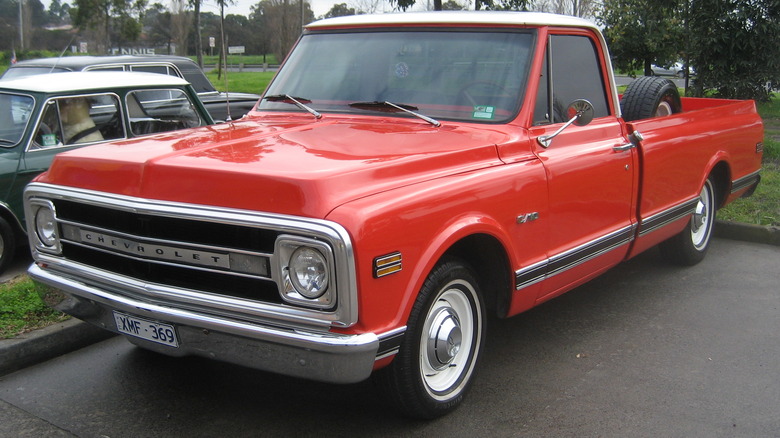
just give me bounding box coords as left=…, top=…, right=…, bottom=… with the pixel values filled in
left=0, top=71, right=213, bottom=272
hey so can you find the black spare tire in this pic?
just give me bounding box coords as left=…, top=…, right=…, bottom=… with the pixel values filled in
left=620, top=76, right=682, bottom=122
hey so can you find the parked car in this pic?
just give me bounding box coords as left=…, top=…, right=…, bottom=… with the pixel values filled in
left=650, top=61, right=694, bottom=78
left=0, top=55, right=261, bottom=121
left=0, top=71, right=213, bottom=272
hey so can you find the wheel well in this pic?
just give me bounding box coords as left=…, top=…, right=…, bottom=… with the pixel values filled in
left=444, top=234, right=512, bottom=319
left=0, top=205, right=26, bottom=245
left=709, top=161, right=730, bottom=208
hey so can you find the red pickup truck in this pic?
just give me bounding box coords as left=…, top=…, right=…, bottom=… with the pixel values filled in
left=25, top=12, right=763, bottom=418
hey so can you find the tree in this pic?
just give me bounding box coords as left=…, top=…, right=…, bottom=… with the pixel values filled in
left=324, top=2, right=357, bottom=17
left=250, top=0, right=314, bottom=63
left=71, top=0, right=148, bottom=53
left=189, top=0, right=203, bottom=67
left=598, top=0, right=684, bottom=76
left=688, top=0, right=780, bottom=101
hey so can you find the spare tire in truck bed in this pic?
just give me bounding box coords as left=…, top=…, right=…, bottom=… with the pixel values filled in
left=620, top=76, right=682, bottom=121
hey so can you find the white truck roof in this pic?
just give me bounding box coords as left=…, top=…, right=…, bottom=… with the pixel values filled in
left=307, top=11, right=598, bottom=31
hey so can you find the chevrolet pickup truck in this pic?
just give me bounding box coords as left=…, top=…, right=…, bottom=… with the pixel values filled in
left=25, top=12, right=763, bottom=418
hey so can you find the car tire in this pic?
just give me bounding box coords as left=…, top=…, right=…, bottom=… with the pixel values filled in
left=659, top=177, right=717, bottom=266
left=375, top=257, right=486, bottom=419
left=620, top=76, right=682, bottom=122
left=0, top=217, right=17, bottom=274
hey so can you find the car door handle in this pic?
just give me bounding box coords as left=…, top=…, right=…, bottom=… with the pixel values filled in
left=613, top=130, right=644, bottom=152
left=613, top=143, right=636, bottom=152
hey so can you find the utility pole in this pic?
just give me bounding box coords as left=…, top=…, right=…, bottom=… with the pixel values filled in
left=18, top=0, right=24, bottom=50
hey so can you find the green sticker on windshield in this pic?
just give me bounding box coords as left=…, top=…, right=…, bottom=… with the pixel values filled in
left=473, top=106, right=495, bottom=120
left=42, top=134, right=58, bottom=147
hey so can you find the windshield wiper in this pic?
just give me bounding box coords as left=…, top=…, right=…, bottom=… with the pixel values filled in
left=264, top=94, right=322, bottom=119
left=349, top=101, right=440, bottom=127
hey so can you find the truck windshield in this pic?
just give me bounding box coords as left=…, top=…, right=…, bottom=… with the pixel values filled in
left=0, top=92, right=35, bottom=147
left=259, top=30, right=534, bottom=123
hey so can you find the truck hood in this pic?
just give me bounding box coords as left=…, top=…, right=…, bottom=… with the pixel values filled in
left=43, top=114, right=515, bottom=218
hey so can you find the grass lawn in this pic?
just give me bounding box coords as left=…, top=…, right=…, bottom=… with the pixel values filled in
left=0, top=276, right=68, bottom=339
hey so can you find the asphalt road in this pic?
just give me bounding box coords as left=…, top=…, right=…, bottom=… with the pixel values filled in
left=1, top=238, right=778, bottom=437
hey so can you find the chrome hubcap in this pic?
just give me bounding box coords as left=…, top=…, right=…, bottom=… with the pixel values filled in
left=427, top=308, right=462, bottom=370
left=692, top=199, right=707, bottom=233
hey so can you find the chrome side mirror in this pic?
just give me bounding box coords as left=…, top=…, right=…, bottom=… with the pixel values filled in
left=537, top=99, right=594, bottom=148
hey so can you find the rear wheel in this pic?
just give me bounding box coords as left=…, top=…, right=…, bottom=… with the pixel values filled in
left=376, top=258, right=486, bottom=419
left=620, top=76, right=682, bottom=121
left=659, top=178, right=717, bottom=266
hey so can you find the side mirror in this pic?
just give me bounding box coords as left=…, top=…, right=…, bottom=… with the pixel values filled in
left=537, top=99, right=594, bottom=148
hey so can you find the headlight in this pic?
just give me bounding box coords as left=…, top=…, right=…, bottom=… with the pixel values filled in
left=29, top=200, right=61, bottom=253
left=274, top=235, right=336, bottom=309
left=35, top=207, right=57, bottom=246
left=289, top=247, right=329, bottom=299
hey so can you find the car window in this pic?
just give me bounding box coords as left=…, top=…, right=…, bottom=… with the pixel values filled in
left=87, top=66, right=125, bottom=72
left=31, top=94, right=125, bottom=149
left=126, top=89, right=203, bottom=136
left=0, top=92, right=35, bottom=147
left=131, top=65, right=177, bottom=77
left=534, top=34, right=610, bottom=124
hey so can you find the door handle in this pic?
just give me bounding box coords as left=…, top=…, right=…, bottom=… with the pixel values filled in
left=613, top=130, right=644, bottom=152
left=613, top=143, right=636, bottom=152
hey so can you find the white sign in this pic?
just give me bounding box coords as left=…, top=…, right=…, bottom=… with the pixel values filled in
left=209, top=37, right=215, bottom=48
left=79, top=42, right=88, bottom=53
left=228, top=46, right=245, bottom=54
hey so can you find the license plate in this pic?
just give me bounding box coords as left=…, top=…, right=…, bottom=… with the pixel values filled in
left=113, top=311, right=179, bottom=348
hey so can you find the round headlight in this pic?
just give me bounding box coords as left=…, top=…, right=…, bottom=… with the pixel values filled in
left=35, top=207, right=57, bottom=247
left=289, top=247, right=329, bottom=299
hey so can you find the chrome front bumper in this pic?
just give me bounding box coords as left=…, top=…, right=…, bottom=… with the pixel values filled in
left=29, top=263, right=388, bottom=384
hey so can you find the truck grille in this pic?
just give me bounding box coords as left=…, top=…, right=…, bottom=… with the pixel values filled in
left=53, top=199, right=284, bottom=304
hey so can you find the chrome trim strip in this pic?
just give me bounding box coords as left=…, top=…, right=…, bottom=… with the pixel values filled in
left=548, top=225, right=635, bottom=276
left=638, top=197, right=699, bottom=237
left=24, top=182, right=359, bottom=327
left=515, top=225, right=635, bottom=290
left=514, top=259, right=548, bottom=290
left=376, top=326, right=406, bottom=359
left=731, top=170, right=761, bottom=194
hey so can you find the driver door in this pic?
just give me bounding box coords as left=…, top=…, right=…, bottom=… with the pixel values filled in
left=531, top=32, right=637, bottom=300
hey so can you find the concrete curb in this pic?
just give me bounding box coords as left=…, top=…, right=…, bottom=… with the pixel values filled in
left=1, top=221, right=777, bottom=377
left=0, top=319, right=115, bottom=377
left=714, top=220, right=780, bottom=246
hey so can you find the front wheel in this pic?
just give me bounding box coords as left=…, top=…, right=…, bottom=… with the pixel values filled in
left=659, top=178, right=717, bottom=266
left=376, top=258, right=486, bottom=419
left=0, top=217, right=16, bottom=274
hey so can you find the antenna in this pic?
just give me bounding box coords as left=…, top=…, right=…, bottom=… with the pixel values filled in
left=50, top=33, right=78, bottom=74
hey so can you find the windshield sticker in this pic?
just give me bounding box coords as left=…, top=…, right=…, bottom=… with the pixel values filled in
left=394, top=62, right=409, bottom=78
left=473, top=106, right=495, bottom=120
left=42, top=134, right=59, bottom=147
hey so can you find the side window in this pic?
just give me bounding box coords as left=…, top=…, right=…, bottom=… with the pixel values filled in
left=87, top=66, right=124, bottom=72
left=534, top=34, right=611, bottom=124
left=32, top=94, right=124, bottom=149
left=126, top=89, right=203, bottom=136
left=131, top=65, right=173, bottom=76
